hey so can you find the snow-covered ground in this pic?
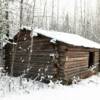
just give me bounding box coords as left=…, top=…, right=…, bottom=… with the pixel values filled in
left=0, top=71, right=100, bottom=100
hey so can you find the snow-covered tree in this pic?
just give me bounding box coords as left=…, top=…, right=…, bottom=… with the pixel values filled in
left=62, top=14, right=71, bottom=33
left=0, top=0, right=9, bottom=45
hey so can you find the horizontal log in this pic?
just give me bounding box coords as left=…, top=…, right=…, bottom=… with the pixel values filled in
left=65, top=62, right=88, bottom=68
left=64, top=66, right=88, bottom=72
left=12, top=60, right=54, bottom=66
left=66, top=57, right=88, bottom=62
left=67, top=55, right=88, bottom=58
left=64, top=70, right=90, bottom=80
left=9, top=59, right=52, bottom=64
left=64, top=69, right=89, bottom=79
left=68, top=47, right=99, bottom=51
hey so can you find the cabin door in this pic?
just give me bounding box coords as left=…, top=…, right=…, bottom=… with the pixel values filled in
left=88, top=52, right=95, bottom=67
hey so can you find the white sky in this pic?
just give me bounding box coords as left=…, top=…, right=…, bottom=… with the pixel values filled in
left=8, top=0, right=97, bottom=37
left=59, top=0, right=96, bottom=15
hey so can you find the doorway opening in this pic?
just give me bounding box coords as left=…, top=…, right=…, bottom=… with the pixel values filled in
left=88, top=52, right=95, bottom=67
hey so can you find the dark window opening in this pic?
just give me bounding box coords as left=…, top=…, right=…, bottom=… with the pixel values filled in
left=88, top=52, right=95, bottom=67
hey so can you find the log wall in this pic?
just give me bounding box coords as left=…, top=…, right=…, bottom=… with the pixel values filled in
left=64, top=46, right=100, bottom=81
left=5, top=34, right=60, bottom=80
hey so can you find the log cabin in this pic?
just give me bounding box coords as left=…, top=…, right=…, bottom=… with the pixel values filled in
left=4, top=27, right=100, bottom=83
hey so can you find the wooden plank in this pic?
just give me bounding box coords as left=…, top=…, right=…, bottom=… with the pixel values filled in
left=64, top=69, right=91, bottom=80
left=65, top=62, right=88, bottom=69
left=64, top=67, right=88, bottom=76
left=66, top=57, right=88, bottom=62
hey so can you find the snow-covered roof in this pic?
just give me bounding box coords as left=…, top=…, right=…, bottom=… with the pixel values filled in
left=21, top=25, right=32, bottom=31
left=33, top=29, right=100, bottom=49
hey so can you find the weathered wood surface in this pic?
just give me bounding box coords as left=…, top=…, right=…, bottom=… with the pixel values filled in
left=5, top=33, right=59, bottom=78
left=63, top=46, right=100, bottom=80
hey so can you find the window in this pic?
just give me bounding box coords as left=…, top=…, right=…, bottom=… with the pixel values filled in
left=88, top=52, right=95, bottom=67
